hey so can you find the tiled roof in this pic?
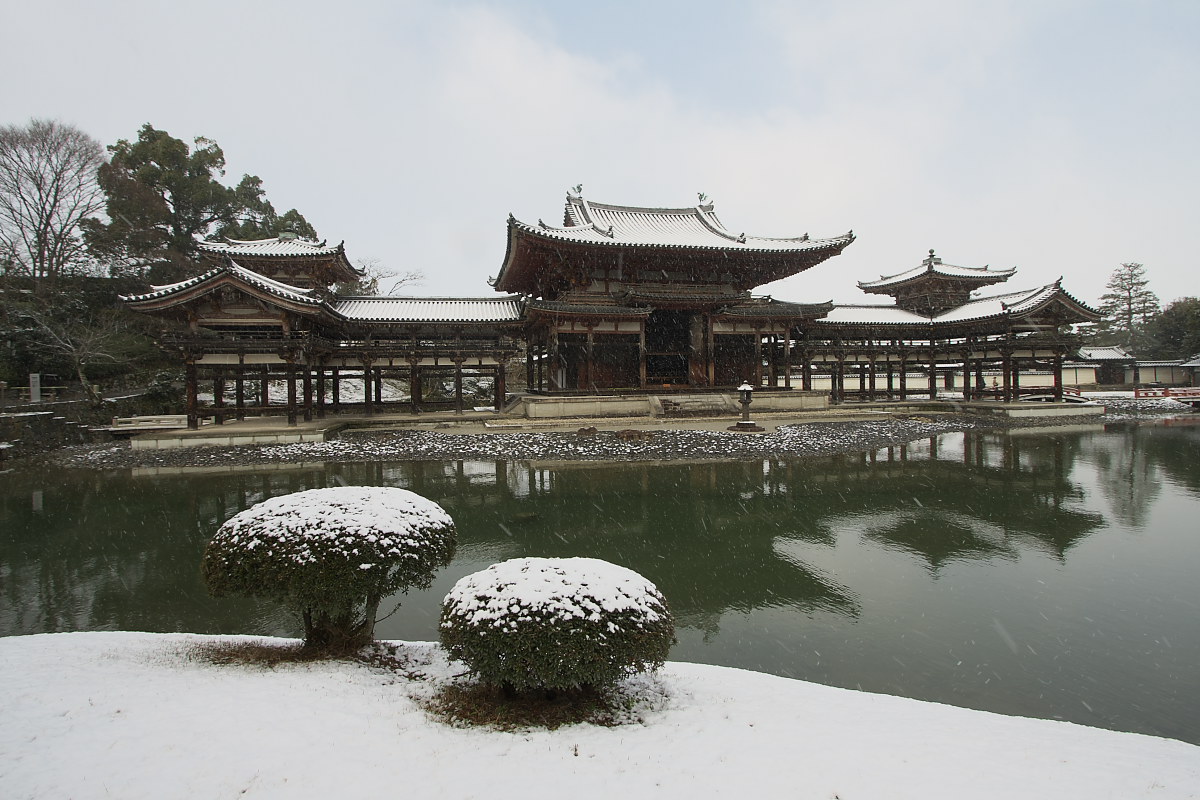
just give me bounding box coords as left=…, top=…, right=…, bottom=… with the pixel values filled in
left=512, top=195, right=853, bottom=253
left=120, top=263, right=319, bottom=305
left=197, top=236, right=344, bottom=258
left=858, top=251, right=1016, bottom=290
left=1078, top=346, right=1134, bottom=361
left=817, top=283, right=1096, bottom=327
left=333, top=296, right=524, bottom=323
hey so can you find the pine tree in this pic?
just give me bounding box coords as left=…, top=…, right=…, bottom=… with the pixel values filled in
left=1097, top=262, right=1160, bottom=353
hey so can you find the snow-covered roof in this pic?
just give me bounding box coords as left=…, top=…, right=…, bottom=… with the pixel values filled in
left=1181, top=354, right=1200, bottom=368
left=1077, top=346, right=1134, bottom=361
left=197, top=236, right=344, bottom=258
left=858, top=250, right=1016, bottom=291
left=333, top=296, right=524, bottom=323
left=818, top=283, right=1097, bottom=327
left=121, top=262, right=319, bottom=305
left=510, top=195, right=853, bottom=253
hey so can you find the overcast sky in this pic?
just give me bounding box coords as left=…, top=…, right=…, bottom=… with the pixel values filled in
left=3, top=0, right=1196, bottom=307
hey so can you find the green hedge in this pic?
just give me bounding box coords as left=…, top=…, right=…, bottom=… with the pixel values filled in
left=440, top=557, right=674, bottom=692
left=203, top=486, right=456, bottom=650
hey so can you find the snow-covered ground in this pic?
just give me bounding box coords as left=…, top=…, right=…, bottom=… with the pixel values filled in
left=2, top=632, right=1197, bottom=799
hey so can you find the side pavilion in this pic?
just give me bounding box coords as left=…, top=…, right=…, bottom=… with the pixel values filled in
left=122, top=235, right=523, bottom=427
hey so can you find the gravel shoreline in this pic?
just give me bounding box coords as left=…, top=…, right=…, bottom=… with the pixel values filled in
left=40, top=398, right=1193, bottom=471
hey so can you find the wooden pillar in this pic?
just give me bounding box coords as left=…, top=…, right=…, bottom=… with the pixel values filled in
left=526, top=343, right=534, bottom=392
left=316, top=366, right=326, bottom=419
left=260, top=368, right=270, bottom=410
left=868, top=356, right=877, bottom=400
left=1011, top=359, right=1021, bottom=399
left=638, top=328, right=647, bottom=389
left=302, top=366, right=313, bottom=422
left=235, top=361, right=246, bottom=421
left=753, top=333, right=763, bottom=386
left=1053, top=354, right=1064, bottom=401
left=928, top=350, right=938, bottom=400
left=362, top=359, right=374, bottom=415
left=899, top=355, right=908, bottom=399
left=1001, top=351, right=1012, bottom=402
left=783, top=334, right=793, bottom=389
left=286, top=364, right=298, bottom=426
left=801, top=352, right=812, bottom=391
left=886, top=359, right=895, bottom=398
left=494, top=360, right=507, bottom=411
left=585, top=329, right=595, bottom=392
left=331, top=367, right=341, bottom=409
left=858, top=361, right=867, bottom=398
left=185, top=360, right=199, bottom=430
left=961, top=353, right=972, bottom=401
left=213, top=369, right=226, bottom=425
left=410, top=361, right=420, bottom=414
left=454, top=359, right=464, bottom=414
left=373, top=367, right=382, bottom=405
left=549, top=328, right=560, bottom=391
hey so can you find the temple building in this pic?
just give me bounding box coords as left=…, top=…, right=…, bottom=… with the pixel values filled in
left=122, top=234, right=522, bottom=425
left=797, top=250, right=1103, bottom=402
left=121, top=194, right=1102, bottom=427
left=496, top=194, right=853, bottom=391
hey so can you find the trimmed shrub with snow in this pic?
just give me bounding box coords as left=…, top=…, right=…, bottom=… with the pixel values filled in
left=440, top=557, right=674, bottom=692
left=203, top=486, right=456, bottom=651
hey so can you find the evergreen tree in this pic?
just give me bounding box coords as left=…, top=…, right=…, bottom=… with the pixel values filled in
left=1097, top=262, right=1160, bottom=353
left=215, top=174, right=318, bottom=241
left=1146, top=297, right=1200, bottom=359
left=83, top=124, right=317, bottom=283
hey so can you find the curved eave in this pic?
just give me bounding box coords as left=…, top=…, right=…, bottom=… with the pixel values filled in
left=121, top=268, right=329, bottom=318
left=199, top=239, right=362, bottom=280
left=496, top=216, right=855, bottom=295
left=510, top=216, right=854, bottom=255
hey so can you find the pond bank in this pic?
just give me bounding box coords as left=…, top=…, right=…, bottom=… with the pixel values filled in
left=38, top=397, right=1191, bottom=471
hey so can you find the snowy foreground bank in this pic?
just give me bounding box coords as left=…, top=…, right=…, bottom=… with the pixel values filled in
left=2, top=633, right=1197, bottom=799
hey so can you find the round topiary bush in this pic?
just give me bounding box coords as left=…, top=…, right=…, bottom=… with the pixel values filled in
left=440, top=557, right=674, bottom=693
left=203, top=486, right=456, bottom=651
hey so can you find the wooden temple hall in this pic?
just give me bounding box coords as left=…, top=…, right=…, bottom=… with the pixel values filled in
left=122, top=192, right=1101, bottom=427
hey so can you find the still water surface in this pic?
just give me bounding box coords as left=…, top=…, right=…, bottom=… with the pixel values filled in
left=3, top=422, right=1198, bottom=743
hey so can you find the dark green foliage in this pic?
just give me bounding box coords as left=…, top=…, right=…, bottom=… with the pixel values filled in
left=82, top=124, right=317, bottom=284
left=1146, top=297, right=1200, bottom=359
left=203, top=487, right=457, bottom=651
left=215, top=175, right=317, bottom=242
left=440, top=558, right=674, bottom=692
left=1096, top=262, right=1160, bottom=352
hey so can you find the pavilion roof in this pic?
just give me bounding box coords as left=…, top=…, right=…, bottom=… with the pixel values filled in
left=197, top=235, right=360, bottom=282
left=858, top=250, right=1016, bottom=293
left=123, top=263, right=522, bottom=325
left=816, top=282, right=1101, bottom=328
left=496, top=193, right=854, bottom=295
left=121, top=262, right=321, bottom=307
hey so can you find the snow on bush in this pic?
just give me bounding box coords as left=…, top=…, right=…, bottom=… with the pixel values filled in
left=203, top=486, right=456, bottom=650
left=440, top=557, right=674, bottom=692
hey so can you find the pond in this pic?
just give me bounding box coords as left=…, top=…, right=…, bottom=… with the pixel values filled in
left=2, top=421, right=1199, bottom=744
